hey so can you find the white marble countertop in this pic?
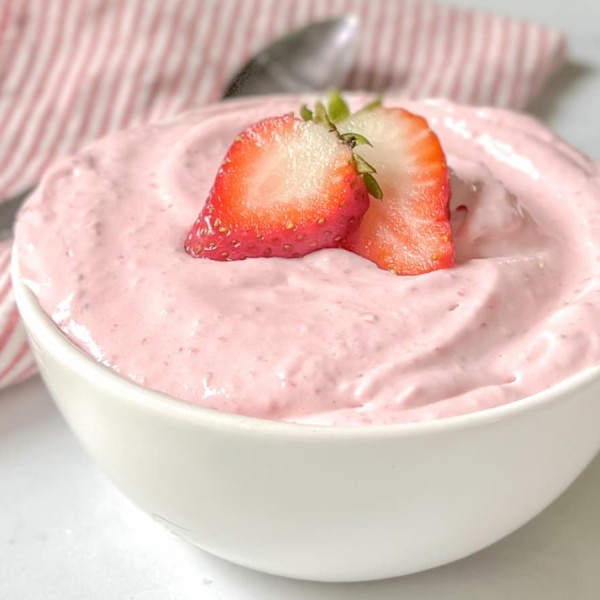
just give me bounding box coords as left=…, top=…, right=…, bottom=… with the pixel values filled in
left=1, top=1, right=599, bottom=598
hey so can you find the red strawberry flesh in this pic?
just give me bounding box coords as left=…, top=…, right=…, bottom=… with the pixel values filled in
left=339, top=107, right=453, bottom=275
left=185, top=114, right=369, bottom=260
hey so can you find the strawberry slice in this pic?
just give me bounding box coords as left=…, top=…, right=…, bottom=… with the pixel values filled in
left=185, top=113, right=369, bottom=261
left=338, top=107, right=453, bottom=275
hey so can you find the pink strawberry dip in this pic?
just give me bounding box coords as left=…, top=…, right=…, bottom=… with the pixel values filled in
left=14, top=96, right=600, bottom=426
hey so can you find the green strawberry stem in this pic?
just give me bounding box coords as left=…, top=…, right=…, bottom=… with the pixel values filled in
left=300, top=91, right=384, bottom=201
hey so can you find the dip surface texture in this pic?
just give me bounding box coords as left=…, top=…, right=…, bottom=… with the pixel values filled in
left=15, top=97, right=600, bottom=425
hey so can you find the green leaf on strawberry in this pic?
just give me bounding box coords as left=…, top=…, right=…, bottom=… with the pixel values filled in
left=327, top=89, right=350, bottom=122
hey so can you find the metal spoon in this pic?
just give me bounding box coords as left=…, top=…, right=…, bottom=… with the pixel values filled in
left=223, top=15, right=358, bottom=97
left=0, top=15, right=359, bottom=237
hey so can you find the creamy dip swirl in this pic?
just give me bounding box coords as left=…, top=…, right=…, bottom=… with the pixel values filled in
left=15, top=96, right=600, bottom=425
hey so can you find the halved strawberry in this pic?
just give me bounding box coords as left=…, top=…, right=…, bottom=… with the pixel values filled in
left=185, top=113, right=369, bottom=260
left=338, top=107, right=453, bottom=275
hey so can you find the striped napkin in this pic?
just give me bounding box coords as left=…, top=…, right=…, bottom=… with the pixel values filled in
left=0, top=0, right=566, bottom=389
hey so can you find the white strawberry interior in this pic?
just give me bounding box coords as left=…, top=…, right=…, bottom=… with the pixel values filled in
left=244, top=120, right=351, bottom=217
left=340, top=110, right=417, bottom=204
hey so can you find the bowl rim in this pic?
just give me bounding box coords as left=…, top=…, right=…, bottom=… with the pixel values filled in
left=12, top=242, right=600, bottom=441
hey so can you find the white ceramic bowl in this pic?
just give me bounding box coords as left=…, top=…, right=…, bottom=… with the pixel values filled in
left=12, top=256, right=600, bottom=582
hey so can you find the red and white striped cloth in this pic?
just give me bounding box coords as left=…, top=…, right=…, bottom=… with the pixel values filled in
left=0, top=0, right=566, bottom=389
